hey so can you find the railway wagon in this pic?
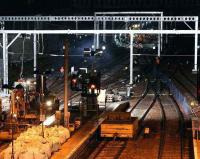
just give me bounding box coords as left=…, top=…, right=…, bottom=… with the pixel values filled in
left=100, top=112, right=138, bottom=138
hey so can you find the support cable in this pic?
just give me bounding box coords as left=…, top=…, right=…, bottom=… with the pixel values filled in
left=184, top=21, right=193, bottom=30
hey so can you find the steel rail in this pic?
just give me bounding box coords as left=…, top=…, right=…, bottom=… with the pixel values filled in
left=178, top=67, right=196, bottom=88
left=170, top=95, right=185, bottom=159
left=134, top=93, right=157, bottom=138
left=173, top=76, right=196, bottom=99
left=157, top=97, right=166, bottom=159
left=158, top=94, right=186, bottom=159
left=128, top=79, right=150, bottom=113
left=88, top=139, right=128, bottom=159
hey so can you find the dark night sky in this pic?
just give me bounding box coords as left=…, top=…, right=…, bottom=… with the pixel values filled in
left=0, top=0, right=200, bottom=16
left=0, top=0, right=199, bottom=82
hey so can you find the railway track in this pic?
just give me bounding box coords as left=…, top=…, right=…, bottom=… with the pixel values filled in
left=157, top=97, right=166, bottom=159
left=47, top=75, right=62, bottom=90
left=84, top=85, right=158, bottom=159
left=120, top=85, right=193, bottom=159
left=164, top=63, right=196, bottom=100
left=173, top=74, right=196, bottom=99
left=126, top=90, right=193, bottom=159
left=131, top=82, right=156, bottom=131
left=166, top=64, right=196, bottom=99
left=43, top=59, right=195, bottom=159
left=179, top=67, right=196, bottom=87
left=88, top=139, right=128, bottom=159
left=158, top=95, right=193, bottom=159
left=158, top=95, right=182, bottom=159
left=73, top=76, right=194, bottom=159
left=135, top=95, right=157, bottom=138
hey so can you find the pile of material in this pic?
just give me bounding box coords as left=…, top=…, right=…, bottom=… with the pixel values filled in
left=0, top=126, right=70, bottom=159
left=0, top=93, right=10, bottom=111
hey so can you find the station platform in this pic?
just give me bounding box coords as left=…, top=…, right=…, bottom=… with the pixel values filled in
left=193, top=139, right=200, bottom=159
left=51, top=116, right=105, bottom=159
left=192, top=118, right=200, bottom=159
left=51, top=101, right=130, bottom=159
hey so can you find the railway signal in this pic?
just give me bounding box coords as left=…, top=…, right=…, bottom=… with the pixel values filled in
left=83, top=48, right=92, bottom=57
left=83, top=47, right=104, bottom=57
left=72, top=78, right=77, bottom=84
left=35, top=69, right=54, bottom=95
left=94, top=49, right=103, bottom=56
left=90, top=84, right=96, bottom=89
left=87, top=70, right=101, bottom=96
left=70, top=74, right=79, bottom=91
left=88, top=84, right=98, bottom=95
left=70, top=70, right=101, bottom=97
left=60, top=66, right=64, bottom=73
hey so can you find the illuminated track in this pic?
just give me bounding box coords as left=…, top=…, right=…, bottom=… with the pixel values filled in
left=88, top=139, right=128, bottom=159
left=158, top=95, right=193, bottom=159
left=83, top=86, right=158, bottom=159
left=47, top=75, right=62, bottom=90
left=130, top=82, right=156, bottom=129
left=133, top=94, right=157, bottom=138
left=166, top=64, right=196, bottom=99
left=173, top=75, right=196, bottom=99
left=179, top=68, right=196, bottom=88
left=178, top=68, right=197, bottom=98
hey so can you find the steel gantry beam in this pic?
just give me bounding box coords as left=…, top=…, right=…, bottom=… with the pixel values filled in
left=94, top=11, right=164, bottom=43
left=0, top=15, right=199, bottom=88
left=194, top=17, right=199, bottom=72
left=103, top=19, right=106, bottom=42
left=94, top=11, right=164, bottom=57
left=6, top=33, right=21, bottom=49
left=0, top=16, right=198, bottom=22
left=0, top=30, right=198, bottom=34
left=0, top=28, right=199, bottom=86
left=158, top=12, right=163, bottom=57
left=95, top=11, right=164, bottom=15
left=130, top=33, right=134, bottom=84
left=2, top=33, right=8, bottom=94
left=33, top=34, right=37, bottom=78
left=94, top=11, right=164, bottom=67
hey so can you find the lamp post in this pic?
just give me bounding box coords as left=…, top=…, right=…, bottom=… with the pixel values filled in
left=63, top=39, right=70, bottom=128
left=40, top=75, right=45, bottom=138
left=11, top=94, right=14, bottom=159
left=10, top=90, right=17, bottom=159
left=25, top=80, right=31, bottom=116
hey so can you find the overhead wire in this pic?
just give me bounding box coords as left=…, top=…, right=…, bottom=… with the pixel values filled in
left=20, top=37, right=25, bottom=79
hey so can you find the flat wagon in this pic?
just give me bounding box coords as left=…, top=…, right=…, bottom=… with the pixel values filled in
left=100, top=112, right=138, bottom=138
